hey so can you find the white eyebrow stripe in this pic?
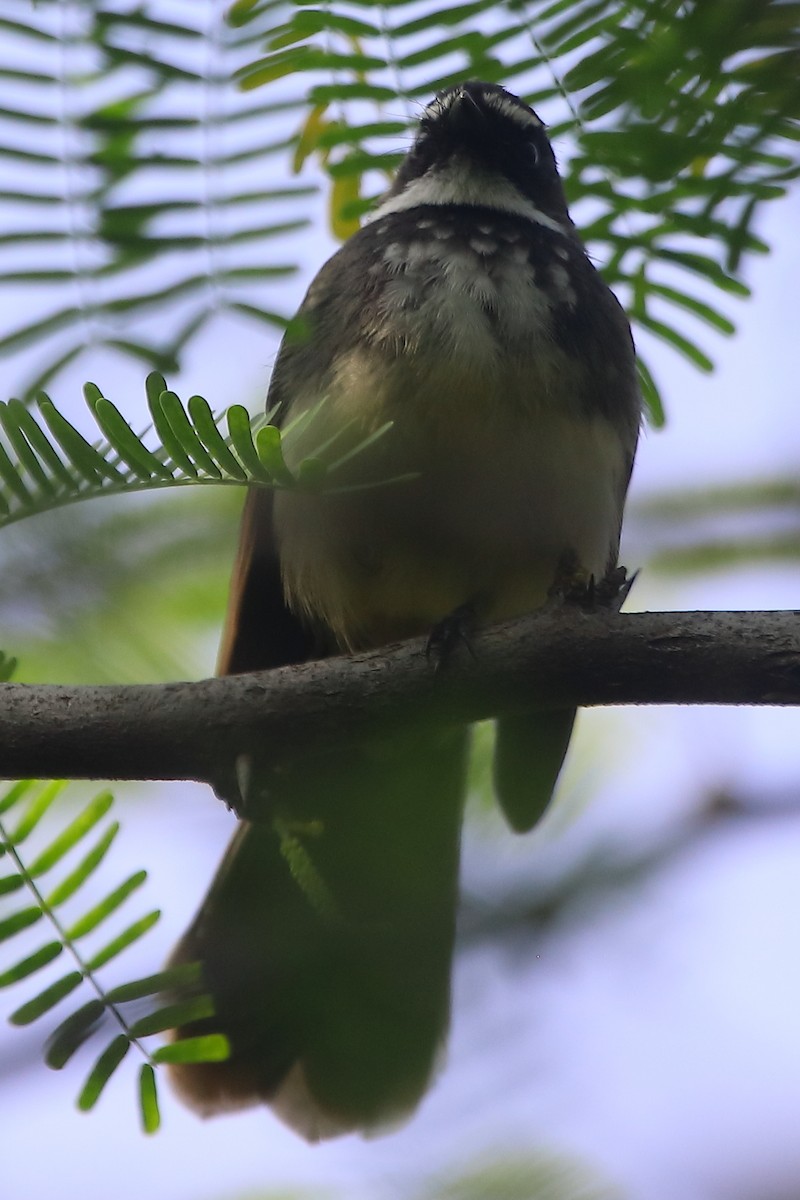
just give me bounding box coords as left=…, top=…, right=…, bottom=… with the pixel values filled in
left=483, top=92, right=543, bottom=130
left=423, top=88, right=542, bottom=131
left=369, top=163, right=568, bottom=237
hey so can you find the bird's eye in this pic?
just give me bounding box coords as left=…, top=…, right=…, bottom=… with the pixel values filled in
left=528, top=139, right=540, bottom=166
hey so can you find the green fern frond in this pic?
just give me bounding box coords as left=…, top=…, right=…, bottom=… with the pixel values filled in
left=0, top=779, right=226, bottom=1132
left=0, top=370, right=396, bottom=530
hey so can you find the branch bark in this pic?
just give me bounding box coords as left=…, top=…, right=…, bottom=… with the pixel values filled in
left=0, top=608, right=797, bottom=787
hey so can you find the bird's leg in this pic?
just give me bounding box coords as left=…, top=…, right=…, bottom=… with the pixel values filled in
left=425, top=600, right=480, bottom=670
left=545, top=552, right=637, bottom=614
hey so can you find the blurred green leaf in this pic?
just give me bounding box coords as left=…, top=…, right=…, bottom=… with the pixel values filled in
left=104, top=962, right=204, bottom=1005
left=129, top=994, right=215, bottom=1038
left=0, top=907, right=41, bottom=942
left=85, top=911, right=161, bottom=972
left=28, top=792, right=114, bottom=876
left=65, top=870, right=148, bottom=940
left=78, top=1036, right=131, bottom=1110
left=151, top=1034, right=230, bottom=1065
left=46, top=824, right=120, bottom=907
left=139, top=1064, right=161, bottom=1134
left=8, top=781, right=65, bottom=844
left=9, top=971, right=83, bottom=1026
left=46, top=1000, right=107, bottom=1070
left=0, top=942, right=62, bottom=988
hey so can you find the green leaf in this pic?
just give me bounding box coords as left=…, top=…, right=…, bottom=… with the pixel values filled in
left=37, top=397, right=123, bottom=485
left=146, top=387, right=198, bottom=478
left=255, top=424, right=295, bottom=486
left=88, top=393, right=172, bottom=481
left=139, top=1064, right=161, bottom=1134
left=652, top=248, right=750, bottom=296
left=227, top=0, right=265, bottom=25
left=648, top=283, right=736, bottom=335
left=0, top=305, right=83, bottom=358
left=227, top=404, right=273, bottom=483
left=187, top=394, right=247, bottom=480
left=272, top=9, right=380, bottom=42
left=21, top=345, right=86, bottom=406
left=46, top=1000, right=105, bottom=1069
left=28, top=791, right=114, bottom=876
left=226, top=301, right=290, bottom=331
left=0, top=437, right=33, bottom=503
left=237, top=45, right=317, bottom=88
left=85, top=910, right=161, bottom=971
left=9, top=780, right=65, bottom=843
left=0, top=780, right=33, bottom=816
left=0, top=398, right=57, bottom=493
left=45, top=822, right=120, bottom=908
left=78, top=1035, right=130, bottom=1110
left=0, top=941, right=62, bottom=988
left=65, top=870, right=148, bottom=939
left=129, top=994, right=215, bottom=1038
left=637, top=314, right=715, bottom=372
left=4, top=399, right=72, bottom=489
left=296, top=457, right=327, bottom=488
left=9, top=970, right=83, bottom=1025
left=0, top=906, right=42, bottom=942
left=104, top=961, right=203, bottom=1004
left=158, top=390, right=221, bottom=478
left=392, top=1, right=494, bottom=36
left=636, top=358, right=665, bottom=427
left=152, top=1034, right=230, bottom=1065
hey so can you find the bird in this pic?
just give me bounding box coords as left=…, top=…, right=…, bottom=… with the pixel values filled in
left=167, top=80, right=641, bottom=1141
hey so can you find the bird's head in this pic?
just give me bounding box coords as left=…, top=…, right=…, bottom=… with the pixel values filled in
left=374, top=81, right=572, bottom=233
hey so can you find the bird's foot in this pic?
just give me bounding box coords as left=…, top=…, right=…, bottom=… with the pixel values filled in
left=592, top=564, right=638, bottom=610
left=547, top=561, right=637, bottom=613
left=426, top=602, right=479, bottom=671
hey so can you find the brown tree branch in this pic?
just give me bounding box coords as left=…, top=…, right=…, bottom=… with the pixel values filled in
left=0, top=609, right=797, bottom=792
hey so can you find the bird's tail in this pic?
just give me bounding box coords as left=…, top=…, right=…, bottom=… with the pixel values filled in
left=168, top=725, right=469, bottom=1140
left=493, top=708, right=576, bottom=833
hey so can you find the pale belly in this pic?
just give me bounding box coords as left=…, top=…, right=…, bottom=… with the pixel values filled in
left=274, top=384, right=627, bottom=651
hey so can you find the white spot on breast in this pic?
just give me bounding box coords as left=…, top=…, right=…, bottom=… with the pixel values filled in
left=382, top=242, right=406, bottom=266
left=405, top=240, right=435, bottom=265
left=367, top=217, right=568, bottom=374
left=469, top=235, right=498, bottom=256
left=549, top=263, right=577, bottom=308
left=382, top=240, right=437, bottom=272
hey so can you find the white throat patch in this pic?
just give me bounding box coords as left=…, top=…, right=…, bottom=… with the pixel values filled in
left=370, top=158, right=567, bottom=236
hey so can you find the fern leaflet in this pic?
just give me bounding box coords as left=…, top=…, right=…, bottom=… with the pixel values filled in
left=0, top=778, right=226, bottom=1133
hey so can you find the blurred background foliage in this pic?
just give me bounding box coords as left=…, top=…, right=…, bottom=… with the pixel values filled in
left=1, top=2, right=800, bottom=1198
